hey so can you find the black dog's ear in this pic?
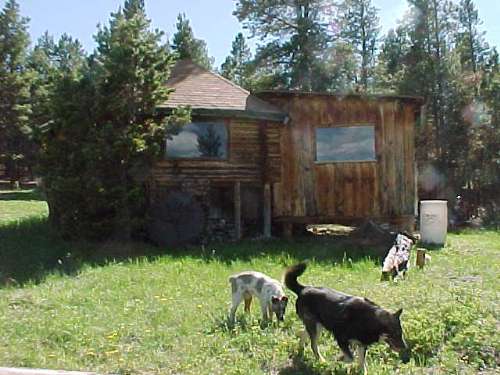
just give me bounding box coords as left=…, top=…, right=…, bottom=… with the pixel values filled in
left=281, top=296, right=288, bottom=302
left=394, top=308, right=403, bottom=319
left=271, top=296, right=280, bottom=303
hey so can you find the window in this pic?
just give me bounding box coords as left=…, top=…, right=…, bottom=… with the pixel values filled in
left=315, top=125, right=376, bottom=162
left=166, top=122, right=228, bottom=159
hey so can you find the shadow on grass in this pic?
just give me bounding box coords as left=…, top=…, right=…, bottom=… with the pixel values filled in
left=0, top=189, right=45, bottom=201
left=0, top=217, right=75, bottom=285
left=278, top=355, right=325, bottom=375
left=0, top=215, right=390, bottom=288
left=278, top=354, right=352, bottom=375
left=208, top=311, right=297, bottom=336
left=0, top=217, right=165, bottom=287
left=167, top=235, right=390, bottom=267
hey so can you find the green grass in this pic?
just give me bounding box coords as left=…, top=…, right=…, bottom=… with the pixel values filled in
left=0, top=189, right=48, bottom=222
left=0, top=191, right=499, bottom=374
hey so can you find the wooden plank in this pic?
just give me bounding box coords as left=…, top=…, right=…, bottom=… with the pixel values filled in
left=259, top=120, right=268, bottom=182
left=394, top=103, right=404, bottom=215
left=377, top=104, right=387, bottom=215
left=275, top=215, right=415, bottom=225
left=406, top=106, right=417, bottom=215
left=272, top=182, right=283, bottom=217
left=234, top=181, right=241, bottom=240
left=344, top=164, right=354, bottom=216
left=263, top=183, right=272, bottom=238
left=303, top=117, right=316, bottom=216
left=385, top=102, right=397, bottom=215
left=390, top=102, right=400, bottom=215
left=371, top=162, right=379, bottom=216
left=354, top=163, right=362, bottom=216
left=314, top=165, right=328, bottom=216
left=324, top=166, right=335, bottom=217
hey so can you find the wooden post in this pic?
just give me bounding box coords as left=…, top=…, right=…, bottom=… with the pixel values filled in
left=263, top=183, right=271, bottom=238
left=234, top=181, right=241, bottom=240
left=283, top=223, right=293, bottom=240
left=416, top=248, right=426, bottom=268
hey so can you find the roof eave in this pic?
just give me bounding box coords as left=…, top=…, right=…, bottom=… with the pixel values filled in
left=256, top=90, right=425, bottom=105
left=157, top=106, right=287, bottom=123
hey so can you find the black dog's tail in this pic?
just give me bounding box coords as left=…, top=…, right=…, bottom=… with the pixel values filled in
left=284, top=262, right=307, bottom=295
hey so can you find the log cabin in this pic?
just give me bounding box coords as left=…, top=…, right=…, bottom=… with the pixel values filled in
left=149, top=60, right=424, bottom=245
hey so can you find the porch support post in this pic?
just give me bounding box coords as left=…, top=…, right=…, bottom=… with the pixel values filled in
left=263, top=183, right=272, bottom=238
left=234, top=181, right=241, bottom=240
left=283, top=223, right=293, bottom=240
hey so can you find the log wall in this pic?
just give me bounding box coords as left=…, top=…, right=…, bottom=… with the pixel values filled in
left=151, top=117, right=282, bottom=187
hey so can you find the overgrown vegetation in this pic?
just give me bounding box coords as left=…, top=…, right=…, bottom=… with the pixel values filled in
left=0, top=192, right=498, bottom=374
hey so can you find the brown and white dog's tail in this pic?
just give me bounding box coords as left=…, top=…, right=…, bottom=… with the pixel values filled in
left=284, top=262, right=307, bottom=296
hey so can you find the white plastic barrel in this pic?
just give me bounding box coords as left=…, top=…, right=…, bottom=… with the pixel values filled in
left=420, top=200, right=448, bottom=245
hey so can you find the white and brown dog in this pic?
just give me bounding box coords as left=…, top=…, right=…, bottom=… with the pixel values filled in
left=229, top=271, right=288, bottom=323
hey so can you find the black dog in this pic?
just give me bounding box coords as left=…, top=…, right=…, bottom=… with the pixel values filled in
left=284, top=263, right=410, bottom=372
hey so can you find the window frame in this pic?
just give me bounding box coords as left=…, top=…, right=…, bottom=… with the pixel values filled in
left=313, top=123, right=377, bottom=164
left=165, top=120, right=230, bottom=161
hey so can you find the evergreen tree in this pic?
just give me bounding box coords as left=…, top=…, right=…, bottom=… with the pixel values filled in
left=39, top=0, right=190, bottom=239
left=374, top=0, right=498, bottom=219
left=0, top=0, right=32, bottom=183
left=234, top=0, right=333, bottom=91
left=29, top=32, right=87, bottom=129
left=171, top=13, right=214, bottom=69
left=456, top=0, right=488, bottom=75
left=220, top=32, right=252, bottom=88
left=393, top=0, right=458, bottom=167
left=338, top=0, right=380, bottom=91
left=374, top=27, right=409, bottom=93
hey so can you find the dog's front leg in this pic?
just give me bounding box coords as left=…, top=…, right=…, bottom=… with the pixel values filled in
left=356, top=345, right=368, bottom=375
left=336, top=340, right=353, bottom=363
left=260, top=303, right=270, bottom=322
left=229, top=292, right=243, bottom=323
left=297, top=330, right=308, bottom=355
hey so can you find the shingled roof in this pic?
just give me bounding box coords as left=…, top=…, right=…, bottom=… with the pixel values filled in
left=159, top=60, right=286, bottom=122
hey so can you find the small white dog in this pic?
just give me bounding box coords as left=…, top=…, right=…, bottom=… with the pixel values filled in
left=229, top=271, right=288, bottom=323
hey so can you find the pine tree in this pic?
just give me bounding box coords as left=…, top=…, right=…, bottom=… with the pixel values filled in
left=39, top=0, right=190, bottom=239
left=456, top=0, right=488, bottom=75
left=220, top=33, right=252, bottom=88
left=338, top=0, right=380, bottom=91
left=392, top=0, right=458, bottom=167
left=29, top=32, right=87, bottom=128
left=0, top=0, right=32, bottom=183
left=376, top=0, right=500, bottom=217
left=374, top=27, right=409, bottom=93
left=234, top=0, right=333, bottom=91
left=171, top=13, right=214, bottom=69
